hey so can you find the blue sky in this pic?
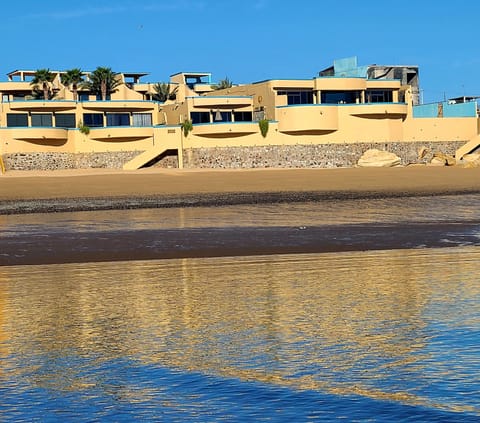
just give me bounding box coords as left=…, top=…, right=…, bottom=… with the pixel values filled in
left=2, top=0, right=479, bottom=103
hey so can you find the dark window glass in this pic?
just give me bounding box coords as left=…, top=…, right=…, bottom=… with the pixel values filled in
left=55, top=114, right=76, bottom=128
left=78, top=93, right=90, bottom=101
left=6, top=113, right=28, bottom=127
left=321, top=91, right=358, bottom=104
left=190, top=112, right=210, bottom=124
left=96, top=94, right=111, bottom=101
left=83, top=113, right=104, bottom=127
left=366, top=90, right=393, bottom=103
left=279, top=91, right=314, bottom=105
left=106, top=113, right=130, bottom=126
left=213, top=111, right=232, bottom=122
left=233, top=111, right=253, bottom=122
left=31, top=113, right=53, bottom=127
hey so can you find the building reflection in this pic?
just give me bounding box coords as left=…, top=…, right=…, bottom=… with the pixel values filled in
left=0, top=247, right=478, bottom=403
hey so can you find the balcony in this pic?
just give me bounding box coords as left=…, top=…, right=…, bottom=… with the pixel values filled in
left=348, top=103, right=408, bottom=117
left=277, top=105, right=339, bottom=133
left=192, top=122, right=258, bottom=137
left=6, top=100, right=77, bottom=111
left=89, top=126, right=154, bottom=141
left=81, top=100, right=156, bottom=112
left=4, top=127, right=69, bottom=141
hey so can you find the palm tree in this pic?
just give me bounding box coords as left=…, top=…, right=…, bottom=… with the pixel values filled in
left=61, top=68, right=84, bottom=101
left=152, top=82, right=178, bottom=102
left=83, top=67, right=121, bottom=100
left=212, top=77, right=233, bottom=90
left=30, top=69, right=55, bottom=100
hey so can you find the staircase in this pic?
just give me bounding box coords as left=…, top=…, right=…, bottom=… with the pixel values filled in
left=123, top=145, right=173, bottom=170
left=455, top=134, right=480, bottom=161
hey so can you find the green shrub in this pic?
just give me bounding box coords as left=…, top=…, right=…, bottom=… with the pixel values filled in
left=181, top=119, right=193, bottom=137
left=258, top=119, right=269, bottom=138
left=78, top=121, right=90, bottom=135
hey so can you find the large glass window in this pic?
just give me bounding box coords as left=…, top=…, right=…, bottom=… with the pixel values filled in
left=12, top=93, right=26, bottom=101
left=278, top=91, right=314, bottom=105
left=83, top=113, right=104, bottom=127
left=55, top=114, right=76, bottom=128
left=213, top=111, right=232, bottom=122
left=106, top=113, right=130, bottom=126
left=321, top=91, right=358, bottom=104
left=190, top=112, right=210, bottom=124
left=31, top=113, right=53, bottom=127
left=233, top=111, right=253, bottom=122
left=132, top=113, right=152, bottom=126
left=366, top=90, right=393, bottom=103
left=6, top=113, right=28, bottom=127
left=78, top=93, right=90, bottom=101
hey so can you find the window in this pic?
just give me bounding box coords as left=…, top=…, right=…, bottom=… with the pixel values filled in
left=83, top=113, right=104, bottom=127
left=278, top=91, right=314, bottom=105
left=213, top=111, right=232, bottom=122
left=132, top=113, right=152, bottom=126
left=55, top=114, right=76, bottom=128
left=12, top=93, right=26, bottom=101
left=31, top=113, right=53, bottom=127
left=96, top=94, right=111, bottom=101
left=366, top=90, right=393, bottom=103
left=190, top=112, right=210, bottom=124
left=78, top=93, right=90, bottom=101
left=321, top=91, right=358, bottom=104
left=106, top=113, right=130, bottom=126
left=6, top=113, right=28, bottom=127
left=233, top=111, right=253, bottom=122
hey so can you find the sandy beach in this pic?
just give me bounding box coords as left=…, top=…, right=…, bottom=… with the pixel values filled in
left=2, top=166, right=480, bottom=214
left=2, top=166, right=480, bottom=265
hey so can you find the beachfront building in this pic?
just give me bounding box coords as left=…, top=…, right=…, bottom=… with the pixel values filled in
left=0, top=57, right=479, bottom=171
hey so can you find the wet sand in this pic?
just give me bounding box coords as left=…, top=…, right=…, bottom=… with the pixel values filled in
left=2, top=166, right=480, bottom=214
left=2, top=166, right=480, bottom=265
left=2, top=222, right=480, bottom=266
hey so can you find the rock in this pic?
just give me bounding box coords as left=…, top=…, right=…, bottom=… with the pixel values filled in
left=429, top=156, right=447, bottom=166
left=357, top=149, right=402, bottom=167
left=418, top=146, right=429, bottom=159
left=462, top=160, right=480, bottom=168
left=460, top=153, right=480, bottom=168
left=432, top=152, right=456, bottom=166
left=462, top=152, right=480, bottom=163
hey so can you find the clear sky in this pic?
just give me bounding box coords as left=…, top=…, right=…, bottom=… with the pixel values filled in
left=2, top=0, right=479, bottom=103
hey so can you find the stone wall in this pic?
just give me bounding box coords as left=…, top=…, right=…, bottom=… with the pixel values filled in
left=75, top=151, right=140, bottom=169
left=3, top=151, right=140, bottom=171
left=183, top=141, right=466, bottom=168
left=3, top=152, right=77, bottom=171
left=1, top=141, right=466, bottom=171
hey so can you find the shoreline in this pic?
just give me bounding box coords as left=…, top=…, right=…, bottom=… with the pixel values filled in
left=2, top=166, right=480, bottom=214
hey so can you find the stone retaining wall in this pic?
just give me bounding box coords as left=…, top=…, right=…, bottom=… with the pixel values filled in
left=1, top=141, right=466, bottom=171
left=3, top=151, right=140, bottom=171
left=183, top=141, right=466, bottom=168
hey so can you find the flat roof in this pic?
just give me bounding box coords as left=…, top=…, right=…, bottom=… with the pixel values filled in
left=170, top=72, right=211, bottom=77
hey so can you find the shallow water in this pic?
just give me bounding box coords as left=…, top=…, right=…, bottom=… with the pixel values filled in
left=1, top=195, right=480, bottom=421
left=0, top=249, right=479, bottom=421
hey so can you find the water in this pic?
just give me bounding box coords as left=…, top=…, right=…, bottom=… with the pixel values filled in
left=1, top=195, right=480, bottom=421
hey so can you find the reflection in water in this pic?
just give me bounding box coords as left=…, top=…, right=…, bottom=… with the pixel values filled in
left=1, top=247, right=479, bottom=420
